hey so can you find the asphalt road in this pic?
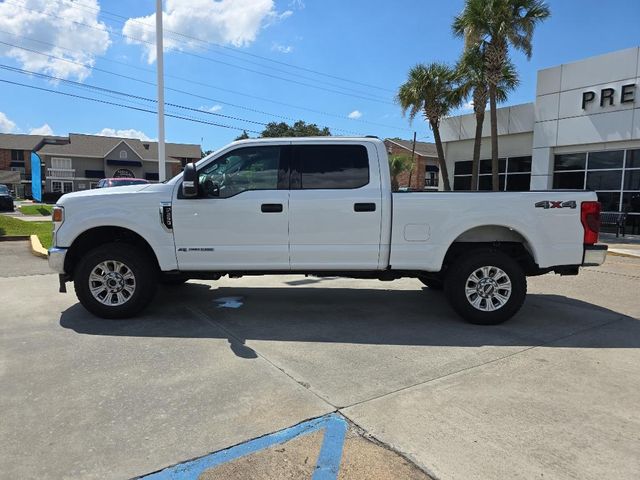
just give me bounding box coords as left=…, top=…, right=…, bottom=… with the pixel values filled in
left=1, top=244, right=638, bottom=479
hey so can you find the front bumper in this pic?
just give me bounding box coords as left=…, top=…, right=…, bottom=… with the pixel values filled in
left=582, top=244, right=607, bottom=266
left=48, top=247, right=67, bottom=274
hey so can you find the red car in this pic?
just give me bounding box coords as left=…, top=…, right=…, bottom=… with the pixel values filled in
left=96, top=178, right=149, bottom=188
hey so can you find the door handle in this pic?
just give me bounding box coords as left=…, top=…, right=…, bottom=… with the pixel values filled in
left=354, top=203, right=376, bottom=212
left=261, top=203, right=283, bottom=213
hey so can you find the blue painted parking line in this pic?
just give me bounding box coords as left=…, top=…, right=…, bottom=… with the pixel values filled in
left=139, top=413, right=348, bottom=480
left=312, top=414, right=348, bottom=480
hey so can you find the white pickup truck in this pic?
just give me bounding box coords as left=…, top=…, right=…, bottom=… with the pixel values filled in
left=49, top=137, right=606, bottom=324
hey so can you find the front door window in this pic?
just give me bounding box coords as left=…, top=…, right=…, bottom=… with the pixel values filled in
left=198, top=146, right=282, bottom=198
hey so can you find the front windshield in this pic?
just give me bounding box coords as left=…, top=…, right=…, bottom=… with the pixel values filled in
left=0, top=185, right=9, bottom=195
left=113, top=180, right=147, bottom=186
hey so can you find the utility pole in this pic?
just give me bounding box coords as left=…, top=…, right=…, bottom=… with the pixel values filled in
left=156, top=0, right=166, bottom=182
left=408, top=131, right=417, bottom=190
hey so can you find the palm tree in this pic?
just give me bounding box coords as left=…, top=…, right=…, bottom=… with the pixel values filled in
left=456, top=45, right=519, bottom=190
left=397, top=63, right=463, bottom=191
left=453, top=0, right=550, bottom=190
left=389, top=154, right=412, bottom=191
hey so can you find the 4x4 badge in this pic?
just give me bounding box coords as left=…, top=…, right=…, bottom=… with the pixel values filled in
left=535, top=200, right=577, bottom=209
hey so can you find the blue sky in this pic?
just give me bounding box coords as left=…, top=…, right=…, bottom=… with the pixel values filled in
left=0, top=0, right=639, bottom=151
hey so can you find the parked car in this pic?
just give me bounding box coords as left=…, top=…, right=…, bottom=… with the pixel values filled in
left=0, top=184, right=14, bottom=211
left=96, top=178, right=149, bottom=188
left=49, top=137, right=606, bottom=324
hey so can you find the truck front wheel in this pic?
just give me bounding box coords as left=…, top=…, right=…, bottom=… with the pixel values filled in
left=444, top=249, right=526, bottom=325
left=74, top=243, right=158, bottom=319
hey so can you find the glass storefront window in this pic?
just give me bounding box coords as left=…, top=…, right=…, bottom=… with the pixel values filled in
left=454, top=161, right=472, bottom=176
left=587, top=150, right=624, bottom=169
left=596, top=192, right=621, bottom=211
left=586, top=170, right=622, bottom=190
left=506, top=173, right=531, bottom=191
left=453, top=156, right=531, bottom=192
left=624, top=169, right=640, bottom=190
left=507, top=156, right=532, bottom=173
left=453, top=176, right=471, bottom=190
left=552, top=148, right=640, bottom=212
left=478, top=174, right=506, bottom=191
left=554, top=153, right=586, bottom=171
left=479, top=158, right=506, bottom=174
left=553, top=171, right=585, bottom=189
left=626, top=149, right=640, bottom=169
left=622, top=192, right=640, bottom=213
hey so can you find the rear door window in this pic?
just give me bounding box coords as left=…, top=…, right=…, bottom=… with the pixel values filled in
left=293, top=144, right=369, bottom=189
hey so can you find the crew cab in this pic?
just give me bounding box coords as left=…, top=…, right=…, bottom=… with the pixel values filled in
left=48, top=137, right=607, bottom=324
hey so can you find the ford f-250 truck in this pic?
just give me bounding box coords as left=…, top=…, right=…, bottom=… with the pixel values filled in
left=48, top=137, right=607, bottom=325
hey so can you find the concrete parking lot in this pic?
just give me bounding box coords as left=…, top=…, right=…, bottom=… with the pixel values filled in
left=1, top=241, right=639, bottom=479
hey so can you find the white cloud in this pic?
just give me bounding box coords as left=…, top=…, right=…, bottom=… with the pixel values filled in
left=201, top=104, right=223, bottom=113
left=0, top=0, right=110, bottom=81
left=272, top=42, right=293, bottom=54
left=462, top=101, right=474, bottom=112
left=0, top=112, right=17, bottom=133
left=348, top=110, right=363, bottom=119
left=123, top=0, right=292, bottom=63
left=29, top=124, right=54, bottom=135
left=95, top=128, right=154, bottom=141
left=289, top=0, right=305, bottom=9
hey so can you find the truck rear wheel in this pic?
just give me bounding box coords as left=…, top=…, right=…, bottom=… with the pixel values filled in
left=444, top=249, right=526, bottom=325
left=74, top=243, right=158, bottom=319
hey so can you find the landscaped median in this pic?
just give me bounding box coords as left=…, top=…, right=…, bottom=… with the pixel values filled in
left=0, top=215, right=52, bottom=250
left=19, top=204, right=54, bottom=216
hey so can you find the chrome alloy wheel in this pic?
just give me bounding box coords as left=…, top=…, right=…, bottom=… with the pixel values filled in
left=88, top=260, right=136, bottom=306
left=464, top=265, right=512, bottom=312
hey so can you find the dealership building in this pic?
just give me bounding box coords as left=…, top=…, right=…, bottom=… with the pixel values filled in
left=440, top=46, right=640, bottom=215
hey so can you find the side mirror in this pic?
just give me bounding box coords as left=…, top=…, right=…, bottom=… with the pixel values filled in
left=182, top=162, right=198, bottom=198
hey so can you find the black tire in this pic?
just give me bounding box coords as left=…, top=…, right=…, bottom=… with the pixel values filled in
left=74, top=242, right=158, bottom=319
left=444, top=249, right=526, bottom=325
left=418, top=276, right=444, bottom=290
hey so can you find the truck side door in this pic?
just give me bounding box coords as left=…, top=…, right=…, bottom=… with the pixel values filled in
left=288, top=142, right=383, bottom=270
left=172, top=144, right=290, bottom=270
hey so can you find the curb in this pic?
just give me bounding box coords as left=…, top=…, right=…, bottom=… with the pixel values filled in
left=30, top=234, right=48, bottom=259
left=608, top=249, right=640, bottom=259
left=0, top=235, right=30, bottom=241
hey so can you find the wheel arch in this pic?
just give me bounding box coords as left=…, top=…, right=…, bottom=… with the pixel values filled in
left=64, top=226, right=160, bottom=278
left=441, top=225, right=540, bottom=275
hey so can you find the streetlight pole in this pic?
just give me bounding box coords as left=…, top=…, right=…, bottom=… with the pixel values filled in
left=155, top=0, right=166, bottom=182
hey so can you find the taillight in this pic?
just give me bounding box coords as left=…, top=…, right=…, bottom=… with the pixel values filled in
left=581, top=201, right=600, bottom=245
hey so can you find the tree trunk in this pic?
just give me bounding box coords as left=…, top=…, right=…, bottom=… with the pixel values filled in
left=471, top=110, right=484, bottom=191
left=430, top=120, right=451, bottom=191
left=489, top=85, right=499, bottom=191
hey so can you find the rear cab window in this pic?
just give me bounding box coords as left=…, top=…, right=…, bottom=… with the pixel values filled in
left=292, top=144, right=369, bottom=189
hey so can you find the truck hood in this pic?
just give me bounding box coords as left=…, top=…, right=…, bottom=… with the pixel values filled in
left=56, top=183, right=173, bottom=206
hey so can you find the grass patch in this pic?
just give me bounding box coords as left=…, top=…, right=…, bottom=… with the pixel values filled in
left=0, top=215, right=53, bottom=249
left=19, top=204, right=54, bottom=216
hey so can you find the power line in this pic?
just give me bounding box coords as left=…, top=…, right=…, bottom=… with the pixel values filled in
left=55, top=0, right=392, bottom=98
left=56, top=0, right=394, bottom=93
left=0, top=63, right=270, bottom=126
left=3, top=0, right=394, bottom=104
left=0, top=43, right=367, bottom=136
left=0, top=32, right=410, bottom=133
left=0, top=77, right=264, bottom=134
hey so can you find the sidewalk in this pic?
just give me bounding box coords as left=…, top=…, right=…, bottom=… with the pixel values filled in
left=601, top=233, right=640, bottom=258
left=0, top=211, right=52, bottom=222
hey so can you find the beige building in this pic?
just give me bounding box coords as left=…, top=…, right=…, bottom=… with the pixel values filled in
left=0, top=133, right=201, bottom=198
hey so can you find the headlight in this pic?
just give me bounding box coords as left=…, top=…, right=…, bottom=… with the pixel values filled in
left=52, top=206, right=64, bottom=223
